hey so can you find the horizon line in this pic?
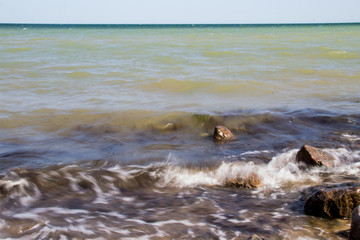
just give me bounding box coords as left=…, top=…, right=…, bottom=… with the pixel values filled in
left=1, top=22, right=360, bottom=28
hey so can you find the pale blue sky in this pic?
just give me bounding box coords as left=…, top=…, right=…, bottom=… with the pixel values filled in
left=0, top=0, right=359, bottom=24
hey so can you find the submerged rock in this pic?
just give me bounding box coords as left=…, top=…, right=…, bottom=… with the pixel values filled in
left=160, top=122, right=177, bottom=131
left=350, top=206, right=360, bottom=240
left=303, top=182, right=360, bottom=219
left=213, top=126, right=234, bottom=141
left=225, top=173, right=262, bottom=189
left=296, top=145, right=335, bottom=167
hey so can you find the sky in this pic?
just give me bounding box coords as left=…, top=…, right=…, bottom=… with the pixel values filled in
left=0, top=0, right=359, bottom=24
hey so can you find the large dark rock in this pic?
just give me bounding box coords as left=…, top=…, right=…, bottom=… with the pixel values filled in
left=350, top=206, right=360, bottom=240
left=303, top=182, right=360, bottom=219
left=213, top=126, right=234, bottom=141
left=296, top=145, right=335, bottom=167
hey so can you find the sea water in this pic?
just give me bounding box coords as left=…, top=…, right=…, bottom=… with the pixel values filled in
left=0, top=24, right=359, bottom=239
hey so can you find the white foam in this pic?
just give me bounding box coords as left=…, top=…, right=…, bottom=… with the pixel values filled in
left=271, top=211, right=287, bottom=219
left=233, top=231, right=242, bottom=237
left=0, top=219, right=6, bottom=230
left=0, top=176, right=41, bottom=206
left=32, top=207, right=89, bottom=215
left=209, top=227, right=227, bottom=240
left=211, top=213, right=227, bottom=220
left=126, top=219, right=147, bottom=225
left=239, top=219, right=252, bottom=223
left=227, top=218, right=242, bottom=224
left=154, top=146, right=360, bottom=191
left=152, top=219, right=206, bottom=227
left=342, top=133, right=360, bottom=142
left=154, top=149, right=319, bottom=190
left=121, top=197, right=136, bottom=202
left=240, top=150, right=272, bottom=156
left=0, top=178, right=30, bottom=189
left=324, top=147, right=360, bottom=164
left=156, top=166, right=221, bottom=188
left=102, top=175, right=116, bottom=182
left=104, top=212, right=127, bottom=219
left=187, top=229, right=196, bottom=238
left=12, top=212, right=41, bottom=219
left=59, top=235, right=68, bottom=240
left=310, top=148, right=360, bottom=180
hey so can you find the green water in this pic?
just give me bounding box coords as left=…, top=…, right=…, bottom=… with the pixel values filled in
left=1, top=24, right=359, bottom=115
left=0, top=24, right=360, bottom=239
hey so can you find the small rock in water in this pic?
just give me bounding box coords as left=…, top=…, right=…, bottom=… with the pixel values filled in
left=350, top=206, right=360, bottom=240
left=296, top=144, right=335, bottom=167
left=225, top=173, right=262, bottom=189
left=162, top=122, right=177, bottom=131
left=213, top=125, right=234, bottom=140
left=303, top=182, right=360, bottom=219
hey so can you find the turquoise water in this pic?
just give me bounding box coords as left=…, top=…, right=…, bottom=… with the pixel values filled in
left=0, top=24, right=359, bottom=239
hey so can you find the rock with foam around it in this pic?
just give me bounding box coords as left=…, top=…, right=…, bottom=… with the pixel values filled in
left=296, top=145, right=335, bottom=167
left=303, top=182, right=360, bottom=219
left=350, top=206, right=360, bottom=240
left=213, top=126, right=234, bottom=141
left=225, top=173, right=262, bottom=189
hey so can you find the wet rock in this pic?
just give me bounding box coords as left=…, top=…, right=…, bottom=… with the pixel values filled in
left=296, top=145, right=335, bottom=167
left=225, top=173, right=262, bottom=189
left=248, top=234, right=265, bottom=240
left=303, top=182, right=360, bottom=219
left=350, top=206, right=360, bottom=240
left=213, top=126, right=234, bottom=140
left=337, top=229, right=350, bottom=238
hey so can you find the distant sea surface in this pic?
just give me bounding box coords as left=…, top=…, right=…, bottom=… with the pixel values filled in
left=0, top=24, right=359, bottom=239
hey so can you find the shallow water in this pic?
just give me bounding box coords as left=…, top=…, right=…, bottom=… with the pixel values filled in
left=0, top=24, right=360, bottom=239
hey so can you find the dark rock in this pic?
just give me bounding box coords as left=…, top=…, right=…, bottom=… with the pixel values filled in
left=296, top=145, right=335, bottom=167
left=350, top=206, right=360, bottom=240
left=213, top=126, right=234, bottom=140
left=248, top=234, right=265, bottom=240
left=225, top=173, right=262, bottom=189
left=303, top=182, right=360, bottom=219
left=337, top=229, right=350, bottom=238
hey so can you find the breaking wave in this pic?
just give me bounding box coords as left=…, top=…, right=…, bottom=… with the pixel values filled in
left=1, top=148, right=359, bottom=205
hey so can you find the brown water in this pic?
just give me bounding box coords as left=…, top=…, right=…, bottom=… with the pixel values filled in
left=0, top=24, right=360, bottom=239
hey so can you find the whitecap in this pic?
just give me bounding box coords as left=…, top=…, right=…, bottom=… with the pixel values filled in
left=342, top=133, right=360, bottom=142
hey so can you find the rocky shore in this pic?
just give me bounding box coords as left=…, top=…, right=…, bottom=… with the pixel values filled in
left=215, top=126, right=360, bottom=239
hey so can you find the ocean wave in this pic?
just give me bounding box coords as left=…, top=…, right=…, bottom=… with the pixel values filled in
left=1, top=147, right=359, bottom=205
left=0, top=147, right=358, bottom=238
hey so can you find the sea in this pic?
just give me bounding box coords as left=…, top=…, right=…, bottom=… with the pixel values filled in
left=0, top=23, right=359, bottom=239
